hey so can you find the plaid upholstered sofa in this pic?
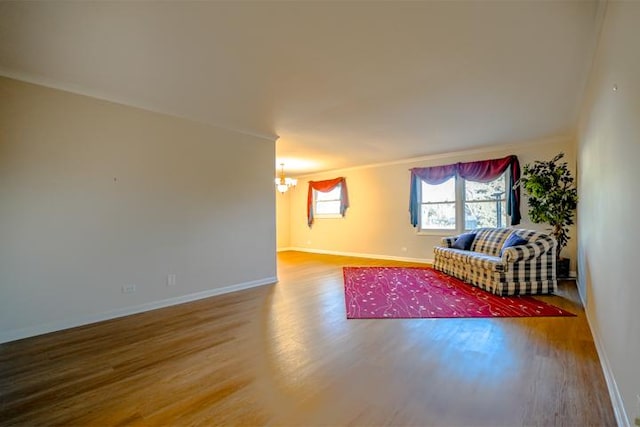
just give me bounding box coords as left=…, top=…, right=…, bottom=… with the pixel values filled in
left=433, top=228, right=557, bottom=296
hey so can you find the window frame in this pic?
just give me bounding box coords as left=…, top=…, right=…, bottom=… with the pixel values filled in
left=417, top=170, right=509, bottom=235
left=463, top=178, right=508, bottom=231
left=313, top=183, right=343, bottom=219
left=417, top=176, right=459, bottom=234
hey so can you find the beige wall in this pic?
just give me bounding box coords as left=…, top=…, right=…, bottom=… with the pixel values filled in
left=577, top=2, right=640, bottom=424
left=284, top=139, right=577, bottom=266
left=0, top=77, right=277, bottom=343
left=276, top=190, right=291, bottom=249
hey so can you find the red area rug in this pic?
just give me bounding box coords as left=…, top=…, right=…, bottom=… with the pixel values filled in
left=343, top=267, right=575, bottom=319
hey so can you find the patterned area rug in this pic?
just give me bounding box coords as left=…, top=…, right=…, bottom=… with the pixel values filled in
left=343, top=267, right=575, bottom=319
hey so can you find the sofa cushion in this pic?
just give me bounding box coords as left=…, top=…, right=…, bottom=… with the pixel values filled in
left=433, top=247, right=506, bottom=272
left=466, top=253, right=506, bottom=272
left=470, top=228, right=514, bottom=257
left=501, top=233, right=529, bottom=255
left=433, top=246, right=466, bottom=259
left=452, top=233, right=476, bottom=250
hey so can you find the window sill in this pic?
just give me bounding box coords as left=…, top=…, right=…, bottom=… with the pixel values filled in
left=315, top=214, right=343, bottom=219
left=416, top=230, right=457, bottom=237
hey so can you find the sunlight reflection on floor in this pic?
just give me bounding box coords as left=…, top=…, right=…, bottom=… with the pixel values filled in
left=399, top=318, right=520, bottom=386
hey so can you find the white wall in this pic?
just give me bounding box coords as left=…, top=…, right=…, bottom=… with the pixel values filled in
left=577, top=2, right=640, bottom=425
left=0, top=77, right=277, bottom=343
left=284, top=138, right=577, bottom=266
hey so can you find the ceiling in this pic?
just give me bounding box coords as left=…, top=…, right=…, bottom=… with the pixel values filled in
left=0, top=1, right=601, bottom=175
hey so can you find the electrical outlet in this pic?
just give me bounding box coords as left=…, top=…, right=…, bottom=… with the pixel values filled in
left=167, top=274, right=177, bottom=287
left=121, top=284, right=136, bottom=294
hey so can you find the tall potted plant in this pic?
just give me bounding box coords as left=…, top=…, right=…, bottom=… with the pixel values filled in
left=517, top=153, right=578, bottom=277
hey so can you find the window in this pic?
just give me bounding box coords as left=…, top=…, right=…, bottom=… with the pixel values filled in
left=307, top=177, right=348, bottom=227
left=419, top=171, right=508, bottom=232
left=420, top=177, right=456, bottom=230
left=314, top=183, right=342, bottom=217
left=464, top=176, right=507, bottom=229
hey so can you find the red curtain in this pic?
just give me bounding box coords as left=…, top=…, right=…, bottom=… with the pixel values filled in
left=458, top=156, right=516, bottom=182
left=412, top=163, right=457, bottom=185
left=307, top=177, right=349, bottom=227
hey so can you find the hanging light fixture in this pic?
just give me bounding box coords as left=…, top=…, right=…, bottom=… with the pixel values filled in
left=275, top=163, right=297, bottom=194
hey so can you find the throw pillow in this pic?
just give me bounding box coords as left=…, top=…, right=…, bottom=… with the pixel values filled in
left=452, top=233, right=476, bottom=250
left=501, top=233, right=529, bottom=255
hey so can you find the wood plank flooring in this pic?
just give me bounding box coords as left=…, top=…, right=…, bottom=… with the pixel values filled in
left=0, top=251, right=616, bottom=426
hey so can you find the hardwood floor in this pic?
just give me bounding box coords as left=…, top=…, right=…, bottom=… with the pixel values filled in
left=0, top=251, right=616, bottom=426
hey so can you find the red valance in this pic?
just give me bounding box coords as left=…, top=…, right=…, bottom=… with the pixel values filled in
left=307, top=177, right=349, bottom=227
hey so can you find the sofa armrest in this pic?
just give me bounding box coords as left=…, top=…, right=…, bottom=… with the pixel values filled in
left=441, top=236, right=458, bottom=248
left=501, top=237, right=556, bottom=263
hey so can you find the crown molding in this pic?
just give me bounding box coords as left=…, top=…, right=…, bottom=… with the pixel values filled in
left=294, top=135, right=575, bottom=179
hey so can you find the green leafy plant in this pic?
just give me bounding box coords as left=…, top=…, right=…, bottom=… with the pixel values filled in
left=518, top=153, right=578, bottom=257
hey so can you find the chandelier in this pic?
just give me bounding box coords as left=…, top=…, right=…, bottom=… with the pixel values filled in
left=275, top=163, right=297, bottom=193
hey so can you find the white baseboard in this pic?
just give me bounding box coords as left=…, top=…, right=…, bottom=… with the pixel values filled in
left=287, top=247, right=433, bottom=265
left=0, top=276, right=277, bottom=344
left=277, top=247, right=294, bottom=252
left=577, top=278, right=630, bottom=427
